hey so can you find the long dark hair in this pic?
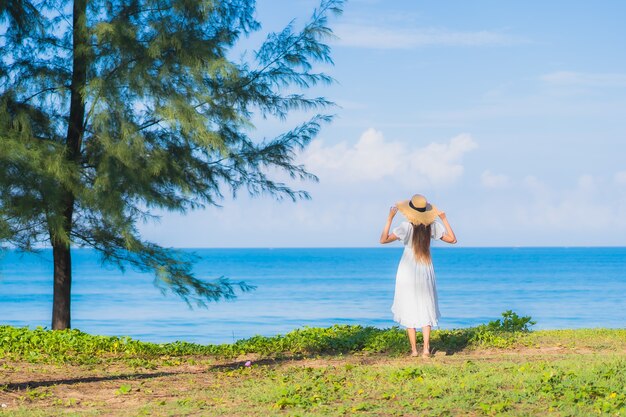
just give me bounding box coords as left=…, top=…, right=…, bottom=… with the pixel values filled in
left=411, top=223, right=432, bottom=263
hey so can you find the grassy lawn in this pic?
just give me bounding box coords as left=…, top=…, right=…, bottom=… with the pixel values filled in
left=0, top=322, right=624, bottom=416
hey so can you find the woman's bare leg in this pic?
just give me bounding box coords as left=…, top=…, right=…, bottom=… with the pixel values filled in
left=422, top=325, right=431, bottom=356
left=407, top=328, right=418, bottom=356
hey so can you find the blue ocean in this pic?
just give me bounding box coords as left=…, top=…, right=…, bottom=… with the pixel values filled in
left=1, top=247, right=625, bottom=344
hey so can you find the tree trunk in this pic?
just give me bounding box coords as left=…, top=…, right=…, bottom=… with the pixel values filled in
left=51, top=0, right=87, bottom=330
left=52, top=240, right=72, bottom=329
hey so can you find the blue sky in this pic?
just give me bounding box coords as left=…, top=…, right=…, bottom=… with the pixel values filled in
left=141, top=0, right=626, bottom=247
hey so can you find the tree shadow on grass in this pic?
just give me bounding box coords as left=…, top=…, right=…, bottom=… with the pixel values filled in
left=1, top=357, right=303, bottom=393
left=207, top=355, right=309, bottom=371
left=2, top=370, right=183, bottom=392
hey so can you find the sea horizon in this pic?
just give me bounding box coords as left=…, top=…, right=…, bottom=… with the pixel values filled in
left=4, top=245, right=626, bottom=251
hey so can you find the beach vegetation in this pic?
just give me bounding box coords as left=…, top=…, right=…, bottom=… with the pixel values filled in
left=0, top=313, right=625, bottom=416
left=1, top=311, right=622, bottom=366
left=486, top=309, right=536, bottom=332
left=0, top=0, right=343, bottom=329
left=0, top=339, right=624, bottom=416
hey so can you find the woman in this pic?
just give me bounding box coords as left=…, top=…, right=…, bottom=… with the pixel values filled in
left=379, top=194, right=457, bottom=357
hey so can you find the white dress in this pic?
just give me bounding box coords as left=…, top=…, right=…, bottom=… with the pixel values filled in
left=391, top=221, right=445, bottom=328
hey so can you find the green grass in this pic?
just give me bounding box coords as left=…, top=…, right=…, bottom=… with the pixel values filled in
left=2, top=348, right=624, bottom=416
left=229, top=355, right=625, bottom=416
left=0, top=312, right=624, bottom=416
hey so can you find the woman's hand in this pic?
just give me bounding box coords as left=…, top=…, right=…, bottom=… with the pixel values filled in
left=381, top=206, right=399, bottom=244
left=436, top=209, right=457, bottom=244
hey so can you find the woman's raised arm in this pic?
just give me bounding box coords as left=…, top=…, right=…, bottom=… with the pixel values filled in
left=380, top=206, right=399, bottom=244
left=437, top=211, right=457, bottom=244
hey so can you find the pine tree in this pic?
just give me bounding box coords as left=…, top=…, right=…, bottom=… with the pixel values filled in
left=0, top=0, right=343, bottom=329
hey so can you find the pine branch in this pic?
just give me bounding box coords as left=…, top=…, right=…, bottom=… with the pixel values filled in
left=22, top=86, right=68, bottom=103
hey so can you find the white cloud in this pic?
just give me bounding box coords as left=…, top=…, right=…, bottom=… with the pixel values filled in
left=412, top=134, right=478, bottom=186
left=511, top=173, right=622, bottom=231
left=301, top=128, right=402, bottom=182
left=481, top=170, right=510, bottom=188
left=333, top=24, right=525, bottom=49
left=541, top=71, right=626, bottom=87
left=614, top=171, right=626, bottom=185
left=300, top=129, right=477, bottom=186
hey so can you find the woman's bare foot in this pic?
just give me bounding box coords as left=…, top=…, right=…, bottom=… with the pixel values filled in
left=410, top=351, right=419, bottom=357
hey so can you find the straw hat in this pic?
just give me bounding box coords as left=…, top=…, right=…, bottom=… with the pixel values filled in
left=396, top=194, right=438, bottom=226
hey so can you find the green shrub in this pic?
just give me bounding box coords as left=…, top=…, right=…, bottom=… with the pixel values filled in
left=0, top=311, right=538, bottom=363
left=469, top=310, right=536, bottom=348
left=486, top=310, right=536, bottom=333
